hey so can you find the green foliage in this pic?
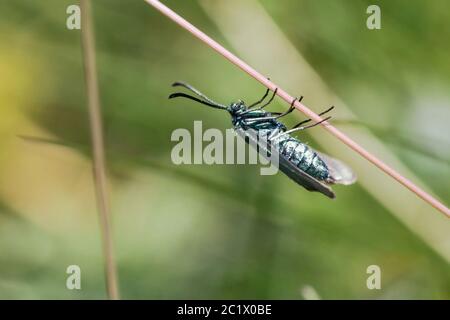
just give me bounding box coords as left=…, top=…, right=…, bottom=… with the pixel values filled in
left=0, top=0, right=448, bottom=299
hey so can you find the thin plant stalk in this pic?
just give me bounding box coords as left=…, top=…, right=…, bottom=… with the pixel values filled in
left=144, top=0, right=450, bottom=218
left=80, top=0, right=120, bottom=299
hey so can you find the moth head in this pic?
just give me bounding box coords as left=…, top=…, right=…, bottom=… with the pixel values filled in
left=228, top=100, right=246, bottom=114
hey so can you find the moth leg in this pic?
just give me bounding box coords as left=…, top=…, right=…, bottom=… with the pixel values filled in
left=248, top=77, right=273, bottom=109
left=244, top=118, right=275, bottom=125
left=275, top=96, right=303, bottom=119
left=292, top=105, right=334, bottom=128
left=254, top=88, right=278, bottom=110
left=270, top=116, right=332, bottom=141
left=246, top=96, right=302, bottom=121
left=248, top=88, right=270, bottom=109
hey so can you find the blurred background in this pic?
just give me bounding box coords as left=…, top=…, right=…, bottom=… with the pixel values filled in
left=0, top=0, right=449, bottom=299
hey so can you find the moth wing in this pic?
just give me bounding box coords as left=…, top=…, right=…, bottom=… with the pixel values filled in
left=235, top=128, right=336, bottom=199
left=316, top=151, right=357, bottom=185
left=277, top=152, right=336, bottom=199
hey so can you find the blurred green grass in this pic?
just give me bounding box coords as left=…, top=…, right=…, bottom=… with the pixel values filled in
left=0, top=0, right=448, bottom=299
